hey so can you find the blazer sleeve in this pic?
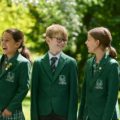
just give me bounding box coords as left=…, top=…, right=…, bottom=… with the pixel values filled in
left=7, top=61, right=31, bottom=112
left=68, top=59, right=78, bottom=120
left=31, top=60, right=39, bottom=120
left=102, top=62, right=119, bottom=120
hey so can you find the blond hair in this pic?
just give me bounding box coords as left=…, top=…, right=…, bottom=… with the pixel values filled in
left=45, top=24, right=68, bottom=41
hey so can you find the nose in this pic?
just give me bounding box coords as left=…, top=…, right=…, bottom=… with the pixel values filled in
left=85, top=40, right=87, bottom=45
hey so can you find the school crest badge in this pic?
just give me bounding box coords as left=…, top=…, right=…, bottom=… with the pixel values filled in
left=58, top=75, right=67, bottom=85
left=95, top=79, right=103, bottom=89
left=6, top=72, right=15, bottom=82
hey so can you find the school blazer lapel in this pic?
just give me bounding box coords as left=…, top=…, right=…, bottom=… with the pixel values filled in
left=89, top=54, right=110, bottom=90
left=41, top=53, right=53, bottom=81
left=53, top=53, right=66, bottom=81
left=87, top=57, right=94, bottom=80
left=86, top=57, right=94, bottom=90
left=0, top=53, right=18, bottom=79
left=0, top=55, right=6, bottom=78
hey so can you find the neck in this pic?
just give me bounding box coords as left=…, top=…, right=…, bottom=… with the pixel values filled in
left=49, top=50, right=60, bottom=56
left=6, top=55, right=14, bottom=60
left=6, top=51, right=17, bottom=60
left=95, top=50, right=106, bottom=63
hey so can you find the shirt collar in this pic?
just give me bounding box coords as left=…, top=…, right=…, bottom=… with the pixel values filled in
left=48, top=51, right=61, bottom=60
left=93, top=52, right=108, bottom=65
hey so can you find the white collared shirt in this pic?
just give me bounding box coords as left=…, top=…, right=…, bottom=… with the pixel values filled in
left=48, top=52, right=61, bottom=67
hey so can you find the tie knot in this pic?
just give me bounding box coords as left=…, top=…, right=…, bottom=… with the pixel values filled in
left=51, top=57, right=57, bottom=62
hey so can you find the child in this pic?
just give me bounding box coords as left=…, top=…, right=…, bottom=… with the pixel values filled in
left=0, top=28, right=31, bottom=120
left=78, top=27, right=119, bottom=120
left=31, top=24, right=78, bottom=120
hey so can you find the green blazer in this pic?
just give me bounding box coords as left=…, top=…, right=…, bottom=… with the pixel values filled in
left=0, top=52, right=31, bottom=113
left=78, top=54, right=119, bottom=120
left=31, top=52, right=78, bottom=120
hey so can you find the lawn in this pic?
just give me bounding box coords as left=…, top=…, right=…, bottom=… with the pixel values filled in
left=23, top=92, right=30, bottom=120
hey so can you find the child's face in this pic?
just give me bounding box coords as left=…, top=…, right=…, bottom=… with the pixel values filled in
left=1, top=32, right=21, bottom=58
left=85, top=34, right=99, bottom=54
left=46, top=36, right=67, bottom=55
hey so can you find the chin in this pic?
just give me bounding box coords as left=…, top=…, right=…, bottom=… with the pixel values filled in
left=88, top=50, right=92, bottom=54
left=3, top=52, right=7, bottom=55
left=57, top=48, right=62, bottom=52
left=56, top=50, right=61, bottom=54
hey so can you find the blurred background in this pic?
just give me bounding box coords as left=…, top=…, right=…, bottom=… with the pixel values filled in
left=0, top=0, right=120, bottom=120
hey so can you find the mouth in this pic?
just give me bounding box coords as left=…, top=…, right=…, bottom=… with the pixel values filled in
left=2, top=47, right=7, bottom=50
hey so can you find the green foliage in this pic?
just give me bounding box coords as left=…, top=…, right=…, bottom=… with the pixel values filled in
left=26, top=0, right=81, bottom=54
left=77, top=0, right=120, bottom=60
left=0, top=0, right=35, bottom=53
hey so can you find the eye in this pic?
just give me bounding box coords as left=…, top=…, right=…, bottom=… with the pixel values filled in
left=56, top=37, right=67, bottom=43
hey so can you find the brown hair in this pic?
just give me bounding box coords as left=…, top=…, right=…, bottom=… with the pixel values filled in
left=45, top=24, right=68, bottom=41
left=2, top=28, right=31, bottom=61
left=88, top=27, right=117, bottom=58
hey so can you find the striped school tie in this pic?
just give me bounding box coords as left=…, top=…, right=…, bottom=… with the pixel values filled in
left=51, top=57, right=57, bottom=73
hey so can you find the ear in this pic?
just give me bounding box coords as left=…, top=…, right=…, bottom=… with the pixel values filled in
left=15, top=41, right=21, bottom=49
left=96, top=39, right=100, bottom=46
left=45, top=37, right=50, bottom=44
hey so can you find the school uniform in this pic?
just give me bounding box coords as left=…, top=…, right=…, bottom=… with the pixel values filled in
left=78, top=53, right=119, bottom=120
left=31, top=52, right=78, bottom=120
left=0, top=52, right=31, bottom=120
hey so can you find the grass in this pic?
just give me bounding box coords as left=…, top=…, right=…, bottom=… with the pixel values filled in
left=22, top=92, right=30, bottom=120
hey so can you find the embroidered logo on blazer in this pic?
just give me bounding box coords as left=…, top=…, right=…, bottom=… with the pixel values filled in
left=58, top=75, right=67, bottom=85
left=95, top=79, right=103, bottom=89
left=5, top=72, right=15, bottom=82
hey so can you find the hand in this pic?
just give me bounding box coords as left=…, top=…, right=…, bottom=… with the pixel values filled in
left=2, top=109, right=12, bottom=117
